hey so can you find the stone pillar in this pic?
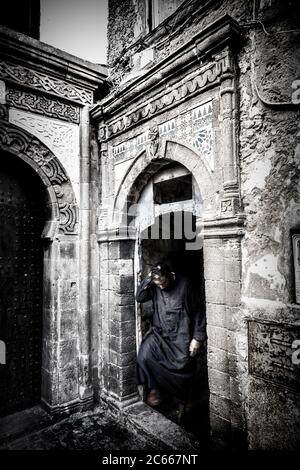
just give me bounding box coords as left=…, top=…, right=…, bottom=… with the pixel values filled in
left=78, top=105, right=93, bottom=401
left=203, top=224, right=245, bottom=448
left=219, top=48, right=241, bottom=217
left=42, top=235, right=81, bottom=414
left=98, top=233, right=139, bottom=408
left=90, top=124, right=101, bottom=400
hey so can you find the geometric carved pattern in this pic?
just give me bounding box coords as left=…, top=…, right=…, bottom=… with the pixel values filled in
left=0, top=119, right=78, bottom=235
left=221, top=199, right=233, bottom=213
left=112, top=104, right=214, bottom=182
left=9, top=109, right=80, bottom=204
left=106, top=52, right=231, bottom=138
left=220, top=197, right=240, bottom=216
left=0, top=60, right=92, bottom=105
left=193, top=126, right=213, bottom=155
left=7, top=88, right=80, bottom=124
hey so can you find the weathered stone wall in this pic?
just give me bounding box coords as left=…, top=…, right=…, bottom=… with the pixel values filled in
left=107, top=0, right=137, bottom=75
left=107, top=0, right=252, bottom=85
left=0, top=28, right=107, bottom=416
left=101, top=0, right=300, bottom=449
left=94, top=13, right=246, bottom=445
left=238, top=8, right=300, bottom=450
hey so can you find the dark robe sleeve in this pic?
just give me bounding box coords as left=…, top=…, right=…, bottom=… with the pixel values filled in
left=185, top=281, right=207, bottom=342
left=136, top=275, right=154, bottom=303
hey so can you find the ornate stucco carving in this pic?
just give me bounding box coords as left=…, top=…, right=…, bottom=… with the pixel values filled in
left=7, top=88, right=80, bottom=124
left=148, top=126, right=160, bottom=158
left=0, top=60, right=93, bottom=105
left=113, top=100, right=214, bottom=189
left=106, top=51, right=232, bottom=138
left=9, top=109, right=80, bottom=203
left=0, top=119, right=78, bottom=235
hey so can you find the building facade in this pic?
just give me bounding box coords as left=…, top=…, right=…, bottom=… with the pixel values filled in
left=92, top=0, right=300, bottom=449
left=0, top=0, right=300, bottom=450
left=0, top=26, right=107, bottom=416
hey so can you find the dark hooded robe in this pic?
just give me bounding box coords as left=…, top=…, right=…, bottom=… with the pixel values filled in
left=136, top=273, right=206, bottom=402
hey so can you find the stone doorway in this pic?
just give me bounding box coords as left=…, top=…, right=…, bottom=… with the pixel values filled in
left=136, top=211, right=210, bottom=442
left=0, top=151, right=46, bottom=417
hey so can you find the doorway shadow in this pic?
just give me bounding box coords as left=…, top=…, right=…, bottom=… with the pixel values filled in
left=139, top=212, right=211, bottom=445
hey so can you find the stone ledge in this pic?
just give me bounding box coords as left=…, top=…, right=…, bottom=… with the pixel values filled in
left=122, top=401, right=200, bottom=451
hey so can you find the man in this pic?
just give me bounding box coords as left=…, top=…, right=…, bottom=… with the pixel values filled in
left=136, top=263, right=206, bottom=407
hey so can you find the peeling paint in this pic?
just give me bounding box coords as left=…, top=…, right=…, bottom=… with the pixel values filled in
left=245, top=254, right=286, bottom=294
left=242, top=157, right=272, bottom=193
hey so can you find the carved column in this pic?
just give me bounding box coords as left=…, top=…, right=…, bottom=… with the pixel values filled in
left=78, top=105, right=92, bottom=400
left=219, top=49, right=241, bottom=217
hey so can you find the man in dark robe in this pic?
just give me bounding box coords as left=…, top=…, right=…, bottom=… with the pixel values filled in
left=136, top=263, right=206, bottom=407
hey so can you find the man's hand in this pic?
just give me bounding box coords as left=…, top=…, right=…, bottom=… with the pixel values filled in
left=189, top=338, right=204, bottom=357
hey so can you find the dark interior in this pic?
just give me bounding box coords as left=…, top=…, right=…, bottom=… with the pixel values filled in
left=139, top=212, right=210, bottom=443
left=0, top=152, right=46, bottom=416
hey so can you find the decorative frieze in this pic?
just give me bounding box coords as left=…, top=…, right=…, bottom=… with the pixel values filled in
left=9, top=109, right=80, bottom=203
left=135, top=131, right=149, bottom=148
left=106, top=52, right=231, bottom=138
left=0, top=119, right=78, bottom=235
left=158, top=119, right=175, bottom=135
left=113, top=142, right=127, bottom=156
left=114, top=131, right=149, bottom=163
left=112, top=103, right=215, bottom=195
left=0, top=60, right=93, bottom=105
left=7, top=87, right=80, bottom=124
left=192, top=101, right=213, bottom=121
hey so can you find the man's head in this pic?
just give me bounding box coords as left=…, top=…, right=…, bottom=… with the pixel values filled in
left=151, top=263, right=173, bottom=290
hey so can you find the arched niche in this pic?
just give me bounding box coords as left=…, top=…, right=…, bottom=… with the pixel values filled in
left=0, top=119, right=78, bottom=238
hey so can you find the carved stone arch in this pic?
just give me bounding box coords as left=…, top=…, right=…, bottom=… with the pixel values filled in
left=162, top=138, right=213, bottom=177
left=0, top=119, right=78, bottom=236
left=113, top=139, right=218, bottom=227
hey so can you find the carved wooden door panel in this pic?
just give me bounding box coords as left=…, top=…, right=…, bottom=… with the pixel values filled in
left=0, top=153, right=45, bottom=416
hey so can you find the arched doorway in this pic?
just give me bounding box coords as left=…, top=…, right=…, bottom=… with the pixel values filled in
left=139, top=213, right=210, bottom=441
left=100, top=141, right=220, bottom=439
left=0, top=151, right=46, bottom=416
left=0, top=120, right=83, bottom=416
left=133, top=162, right=210, bottom=441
